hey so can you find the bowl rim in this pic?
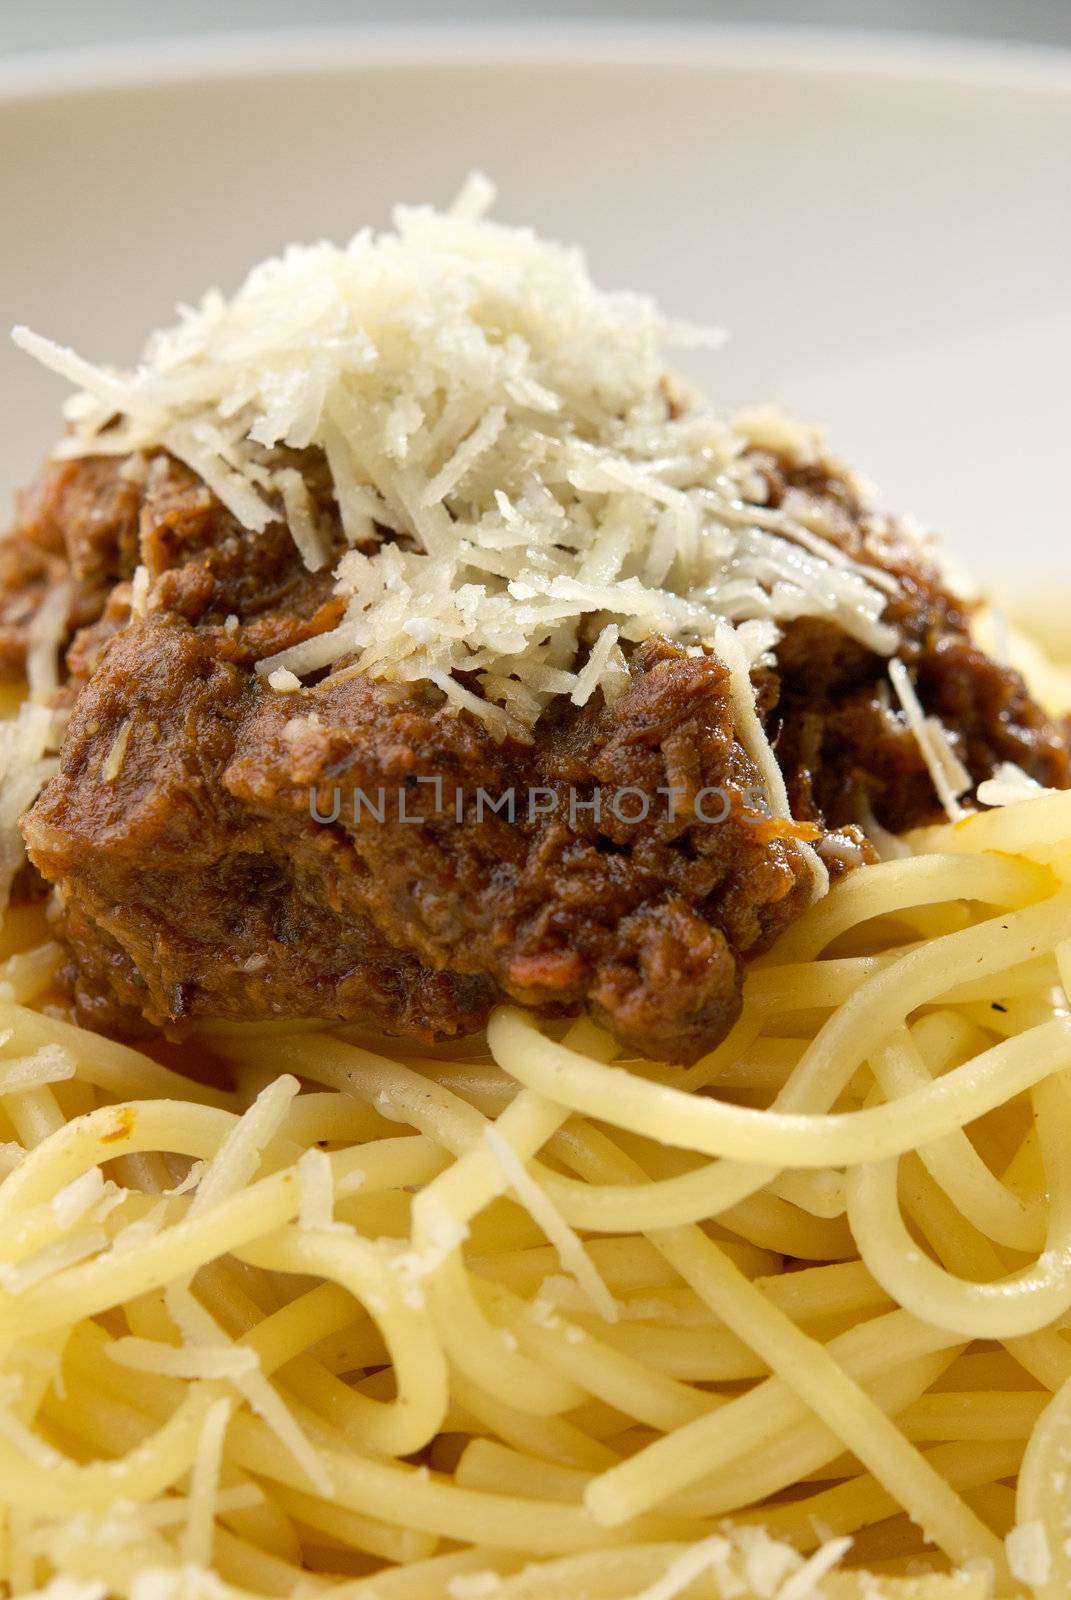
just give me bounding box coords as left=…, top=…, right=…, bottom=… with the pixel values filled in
left=1, top=19, right=1071, bottom=106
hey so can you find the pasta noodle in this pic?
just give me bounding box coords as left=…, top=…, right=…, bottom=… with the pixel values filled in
left=4, top=781, right=1071, bottom=1594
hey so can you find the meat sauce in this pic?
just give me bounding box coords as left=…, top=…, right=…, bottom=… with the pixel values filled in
left=3, top=448, right=1067, bottom=1061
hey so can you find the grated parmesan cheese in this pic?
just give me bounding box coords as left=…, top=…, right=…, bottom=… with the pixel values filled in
left=183, top=1396, right=233, bottom=1567
left=393, top=1202, right=470, bottom=1303
left=446, top=1572, right=502, bottom=1599
left=976, top=761, right=1051, bottom=809
left=734, top=405, right=821, bottom=469
left=0, top=1044, right=75, bottom=1095
left=0, top=1227, right=108, bottom=1294
left=714, top=617, right=829, bottom=902
left=615, top=1523, right=854, bottom=1600
left=14, top=181, right=900, bottom=748
left=110, top=1199, right=169, bottom=1256
left=101, top=718, right=133, bottom=783
left=0, top=1140, right=26, bottom=1173
left=282, top=712, right=322, bottom=743
left=106, top=1338, right=257, bottom=1382
left=49, top=1166, right=105, bottom=1230
left=165, top=1161, right=205, bottom=1198
left=187, top=1075, right=299, bottom=1218
left=888, top=657, right=972, bottom=824
left=1005, top=1520, right=1051, bottom=1587
left=20, top=1580, right=107, bottom=1600
left=775, top=1538, right=853, bottom=1600
left=130, top=564, right=151, bottom=618
left=296, top=1146, right=338, bottom=1231
left=165, top=1283, right=333, bottom=1497
left=275, top=466, right=333, bottom=572
left=736, top=1526, right=799, bottom=1597
left=128, top=1566, right=233, bottom=1600
left=570, top=622, right=623, bottom=707
left=484, top=1124, right=618, bottom=1323
left=26, top=578, right=71, bottom=706
left=627, top=1534, right=736, bottom=1600
left=266, top=668, right=302, bottom=694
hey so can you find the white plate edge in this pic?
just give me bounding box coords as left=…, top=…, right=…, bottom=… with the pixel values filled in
left=2, top=19, right=1071, bottom=105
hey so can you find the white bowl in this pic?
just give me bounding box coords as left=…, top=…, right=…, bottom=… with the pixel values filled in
left=2, top=25, right=1068, bottom=619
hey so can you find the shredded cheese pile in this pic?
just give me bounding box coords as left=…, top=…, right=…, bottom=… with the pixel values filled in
left=14, top=175, right=899, bottom=740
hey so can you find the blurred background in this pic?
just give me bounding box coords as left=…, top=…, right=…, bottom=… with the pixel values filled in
left=2, top=0, right=1069, bottom=631
left=2, top=0, right=1071, bottom=54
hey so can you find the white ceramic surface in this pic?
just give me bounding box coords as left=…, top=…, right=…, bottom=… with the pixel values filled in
left=1, top=26, right=1068, bottom=612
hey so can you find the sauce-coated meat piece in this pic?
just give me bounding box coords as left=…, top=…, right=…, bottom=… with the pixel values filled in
left=24, top=620, right=811, bottom=1058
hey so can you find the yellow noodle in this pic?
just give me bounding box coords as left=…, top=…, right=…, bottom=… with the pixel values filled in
left=234, top=1226, right=449, bottom=1457
left=0, top=1385, right=218, bottom=1513
left=490, top=1005, right=1071, bottom=1169
left=769, top=852, right=1052, bottom=965
left=427, top=1248, right=586, bottom=1415
left=553, top=1131, right=999, bottom=1572
left=847, top=1075, right=1071, bottom=1338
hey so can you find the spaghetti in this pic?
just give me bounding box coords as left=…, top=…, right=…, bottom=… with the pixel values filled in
left=0, top=778, right=1069, bottom=1596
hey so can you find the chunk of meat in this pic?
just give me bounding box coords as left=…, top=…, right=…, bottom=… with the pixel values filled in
left=24, top=623, right=811, bottom=1059
left=0, top=457, right=141, bottom=676
left=0, top=452, right=347, bottom=690
left=773, top=619, right=1071, bottom=832
left=758, top=455, right=1071, bottom=830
